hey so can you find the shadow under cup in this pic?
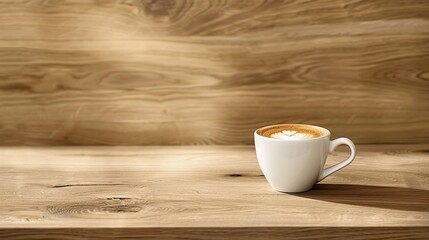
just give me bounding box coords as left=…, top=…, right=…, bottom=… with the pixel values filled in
left=254, top=124, right=336, bottom=193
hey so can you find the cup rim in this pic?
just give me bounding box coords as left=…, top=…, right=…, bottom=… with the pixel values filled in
left=254, top=123, right=330, bottom=141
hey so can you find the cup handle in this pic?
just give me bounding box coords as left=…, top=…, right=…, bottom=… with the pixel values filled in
left=317, top=138, right=356, bottom=182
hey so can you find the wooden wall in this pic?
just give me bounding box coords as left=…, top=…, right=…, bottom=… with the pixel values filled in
left=0, top=0, right=428, bottom=145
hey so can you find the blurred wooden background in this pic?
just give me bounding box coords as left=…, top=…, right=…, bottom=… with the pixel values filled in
left=0, top=0, right=428, bottom=145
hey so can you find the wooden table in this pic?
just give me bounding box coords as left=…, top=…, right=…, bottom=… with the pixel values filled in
left=1, top=145, right=428, bottom=239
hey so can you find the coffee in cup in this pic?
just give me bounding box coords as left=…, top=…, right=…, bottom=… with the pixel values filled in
left=254, top=124, right=356, bottom=193
left=258, top=124, right=325, bottom=140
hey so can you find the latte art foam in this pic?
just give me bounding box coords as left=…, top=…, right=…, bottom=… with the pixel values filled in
left=257, top=124, right=326, bottom=140
left=270, top=130, right=315, bottom=140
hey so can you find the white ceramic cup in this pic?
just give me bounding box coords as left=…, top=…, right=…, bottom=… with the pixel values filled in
left=254, top=124, right=356, bottom=193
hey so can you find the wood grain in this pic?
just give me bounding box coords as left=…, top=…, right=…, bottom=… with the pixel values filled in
left=1, top=227, right=429, bottom=240
left=0, top=145, right=428, bottom=234
left=0, top=0, right=428, bottom=145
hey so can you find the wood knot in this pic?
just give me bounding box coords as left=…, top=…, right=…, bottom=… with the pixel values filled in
left=106, top=197, right=132, bottom=201
left=142, top=0, right=175, bottom=18
left=227, top=173, right=242, bottom=177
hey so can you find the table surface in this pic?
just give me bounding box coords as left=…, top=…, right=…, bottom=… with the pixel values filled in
left=0, top=145, right=428, bottom=239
